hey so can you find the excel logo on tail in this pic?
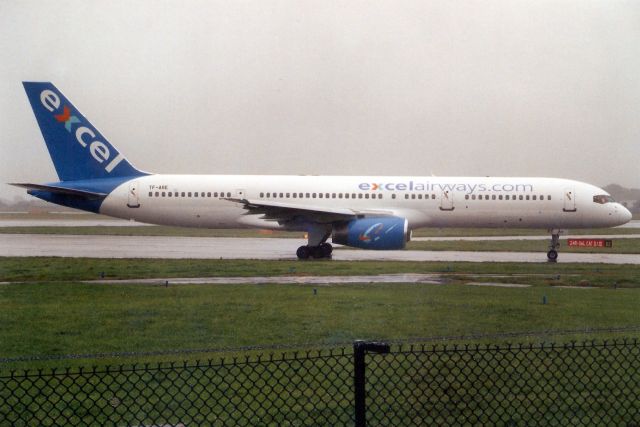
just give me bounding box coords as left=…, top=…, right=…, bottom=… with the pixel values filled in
left=54, top=106, right=80, bottom=132
left=39, top=89, right=124, bottom=173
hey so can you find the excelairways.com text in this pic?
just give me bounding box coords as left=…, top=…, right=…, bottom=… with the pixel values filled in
left=358, top=181, right=534, bottom=194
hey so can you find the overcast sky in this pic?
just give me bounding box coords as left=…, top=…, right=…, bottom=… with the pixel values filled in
left=1, top=0, right=638, bottom=201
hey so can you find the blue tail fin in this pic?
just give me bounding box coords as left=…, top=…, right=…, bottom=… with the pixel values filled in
left=23, top=82, right=147, bottom=181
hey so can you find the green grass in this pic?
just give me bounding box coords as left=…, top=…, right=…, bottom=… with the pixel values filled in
left=1, top=257, right=639, bottom=424
left=2, top=257, right=639, bottom=284
left=1, top=258, right=639, bottom=370
left=1, top=281, right=640, bottom=369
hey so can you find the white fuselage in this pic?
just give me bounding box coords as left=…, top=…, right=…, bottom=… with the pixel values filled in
left=100, top=175, right=631, bottom=232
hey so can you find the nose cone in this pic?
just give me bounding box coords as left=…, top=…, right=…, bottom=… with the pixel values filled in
left=619, top=205, right=632, bottom=225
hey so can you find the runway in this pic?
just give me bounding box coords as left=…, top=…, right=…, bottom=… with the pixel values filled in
left=1, top=234, right=638, bottom=264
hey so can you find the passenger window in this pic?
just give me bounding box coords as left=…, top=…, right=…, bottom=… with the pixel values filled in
left=472, top=195, right=476, bottom=200
left=411, top=194, right=416, bottom=199
left=431, top=194, right=436, bottom=200
left=532, top=195, right=536, bottom=200
left=194, top=192, right=198, bottom=197
left=312, top=193, right=316, bottom=198
left=499, top=195, right=503, bottom=200
left=392, top=194, right=396, bottom=199
left=181, top=192, right=186, bottom=197
left=465, top=195, right=469, bottom=200
left=306, top=193, right=310, bottom=198
left=345, top=194, right=349, bottom=199
left=326, top=193, right=330, bottom=198
left=492, top=195, right=496, bottom=200
left=548, top=195, right=551, bottom=200
left=148, top=192, right=153, bottom=197
left=332, top=193, right=336, bottom=198
left=207, top=192, right=211, bottom=197
left=405, top=194, right=409, bottom=199
left=155, top=192, right=159, bottom=197
left=519, top=195, right=523, bottom=200
left=319, top=193, right=323, bottom=198
left=365, top=194, right=370, bottom=199
left=286, top=193, right=290, bottom=198
left=358, top=194, right=363, bottom=199
left=339, top=193, right=343, bottom=199
left=293, top=193, right=297, bottom=198
left=526, top=195, right=530, bottom=200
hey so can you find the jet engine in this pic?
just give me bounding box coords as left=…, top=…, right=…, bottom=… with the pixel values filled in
left=332, top=217, right=410, bottom=250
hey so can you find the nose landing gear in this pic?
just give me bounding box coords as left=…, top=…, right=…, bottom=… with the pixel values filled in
left=547, top=232, right=561, bottom=262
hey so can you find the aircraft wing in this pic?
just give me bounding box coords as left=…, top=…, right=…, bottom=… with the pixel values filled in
left=226, top=198, right=396, bottom=224
left=9, top=183, right=107, bottom=199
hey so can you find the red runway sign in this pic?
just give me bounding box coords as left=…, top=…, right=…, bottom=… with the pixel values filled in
left=567, top=239, right=613, bottom=248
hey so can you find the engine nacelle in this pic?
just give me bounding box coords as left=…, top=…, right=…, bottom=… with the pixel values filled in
left=332, top=217, right=410, bottom=250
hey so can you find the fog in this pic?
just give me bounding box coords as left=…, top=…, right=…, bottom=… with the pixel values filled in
left=1, top=0, right=638, bottom=201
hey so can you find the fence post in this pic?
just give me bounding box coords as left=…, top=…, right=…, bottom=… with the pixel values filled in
left=354, top=340, right=390, bottom=427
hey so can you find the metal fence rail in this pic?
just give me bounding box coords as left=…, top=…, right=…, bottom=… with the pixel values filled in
left=1, top=339, right=639, bottom=426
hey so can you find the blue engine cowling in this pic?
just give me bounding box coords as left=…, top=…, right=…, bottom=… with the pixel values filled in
left=332, top=217, right=410, bottom=250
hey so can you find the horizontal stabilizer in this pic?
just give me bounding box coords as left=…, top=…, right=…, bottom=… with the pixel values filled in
left=9, top=183, right=107, bottom=199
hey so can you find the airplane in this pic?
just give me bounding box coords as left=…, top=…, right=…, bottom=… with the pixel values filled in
left=11, top=82, right=632, bottom=262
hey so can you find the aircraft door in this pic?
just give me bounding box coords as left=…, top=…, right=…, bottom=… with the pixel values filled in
left=127, top=181, right=140, bottom=208
left=439, top=190, right=454, bottom=211
left=563, top=188, right=576, bottom=212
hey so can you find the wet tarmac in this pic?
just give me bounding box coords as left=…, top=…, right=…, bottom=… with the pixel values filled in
left=86, top=273, right=446, bottom=286
left=0, top=218, right=151, bottom=227
left=412, top=234, right=640, bottom=242
left=1, top=234, right=638, bottom=264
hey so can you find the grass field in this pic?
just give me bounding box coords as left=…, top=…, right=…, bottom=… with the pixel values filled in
left=1, top=258, right=639, bottom=371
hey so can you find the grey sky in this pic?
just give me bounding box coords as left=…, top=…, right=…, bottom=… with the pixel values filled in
left=1, top=0, right=639, bottom=201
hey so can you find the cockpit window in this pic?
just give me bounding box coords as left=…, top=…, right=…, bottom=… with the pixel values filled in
left=593, top=194, right=615, bottom=204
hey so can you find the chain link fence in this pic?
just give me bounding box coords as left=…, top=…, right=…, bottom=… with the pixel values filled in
left=1, top=339, right=639, bottom=426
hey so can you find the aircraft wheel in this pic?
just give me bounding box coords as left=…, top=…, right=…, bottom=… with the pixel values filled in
left=320, top=243, right=333, bottom=257
left=297, top=246, right=311, bottom=260
left=547, top=250, right=558, bottom=262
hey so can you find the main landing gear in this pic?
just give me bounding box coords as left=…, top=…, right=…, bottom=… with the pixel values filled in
left=547, top=232, right=561, bottom=262
left=296, top=242, right=333, bottom=260
left=297, top=226, right=333, bottom=260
